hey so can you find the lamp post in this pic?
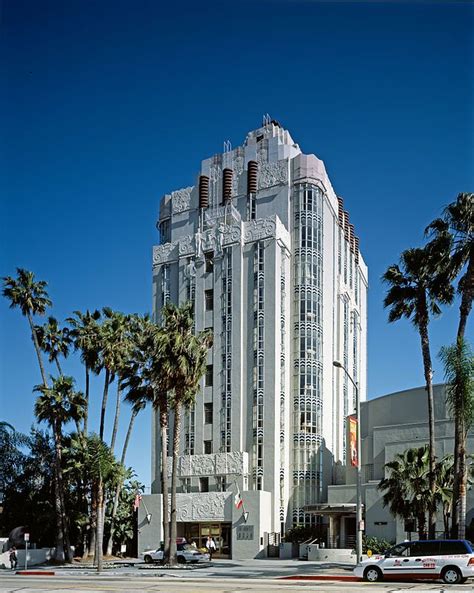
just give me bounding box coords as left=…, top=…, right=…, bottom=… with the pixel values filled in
left=333, top=360, right=363, bottom=563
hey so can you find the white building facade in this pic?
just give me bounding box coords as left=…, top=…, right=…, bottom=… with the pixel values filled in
left=139, top=121, right=368, bottom=559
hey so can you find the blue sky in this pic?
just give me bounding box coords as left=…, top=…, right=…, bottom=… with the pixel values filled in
left=1, top=0, right=473, bottom=490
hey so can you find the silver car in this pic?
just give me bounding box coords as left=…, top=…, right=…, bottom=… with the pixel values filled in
left=143, top=543, right=210, bottom=564
left=354, top=539, right=474, bottom=584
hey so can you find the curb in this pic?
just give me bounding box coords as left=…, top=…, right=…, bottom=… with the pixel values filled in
left=16, top=571, right=55, bottom=576
left=281, top=575, right=360, bottom=582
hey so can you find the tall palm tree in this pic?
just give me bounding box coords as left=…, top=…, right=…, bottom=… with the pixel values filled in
left=34, top=375, right=86, bottom=562
left=378, top=446, right=432, bottom=539
left=123, top=315, right=172, bottom=562
left=35, top=316, right=72, bottom=376
left=67, top=310, right=102, bottom=435
left=439, top=340, right=474, bottom=538
left=81, top=435, right=122, bottom=572
left=383, top=244, right=454, bottom=538
left=427, top=192, right=474, bottom=537
left=2, top=268, right=52, bottom=386
left=158, top=302, right=212, bottom=565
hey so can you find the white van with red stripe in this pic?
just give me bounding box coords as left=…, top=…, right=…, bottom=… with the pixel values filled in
left=354, top=539, right=474, bottom=584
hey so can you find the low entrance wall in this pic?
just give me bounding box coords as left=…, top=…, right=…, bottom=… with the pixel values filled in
left=307, top=544, right=356, bottom=563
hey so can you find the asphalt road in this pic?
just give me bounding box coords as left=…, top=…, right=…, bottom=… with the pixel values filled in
left=0, top=574, right=472, bottom=593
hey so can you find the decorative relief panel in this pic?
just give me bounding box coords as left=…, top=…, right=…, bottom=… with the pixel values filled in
left=168, top=451, right=248, bottom=478
left=175, top=492, right=229, bottom=522
left=243, top=217, right=277, bottom=243
left=258, top=161, right=288, bottom=189
left=153, top=242, right=178, bottom=266
left=178, top=235, right=195, bottom=256
left=171, top=187, right=193, bottom=214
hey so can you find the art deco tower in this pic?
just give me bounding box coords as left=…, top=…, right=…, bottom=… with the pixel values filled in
left=147, top=119, right=368, bottom=557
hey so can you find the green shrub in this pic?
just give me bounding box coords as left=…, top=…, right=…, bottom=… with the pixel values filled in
left=362, top=535, right=393, bottom=554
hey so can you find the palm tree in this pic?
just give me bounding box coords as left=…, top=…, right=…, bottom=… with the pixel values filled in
left=67, top=310, right=102, bottom=435
left=2, top=268, right=52, bottom=386
left=105, top=396, right=146, bottom=556
left=122, top=315, right=172, bottom=562
left=378, top=446, right=432, bottom=539
left=81, top=435, right=122, bottom=572
left=98, top=309, right=130, bottom=443
left=427, top=192, right=474, bottom=341
left=434, top=455, right=454, bottom=538
left=105, top=314, right=148, bottom=557
left=427, top=192, right=474, bottom=537
left=34, top=375, right=86, bottom=562
left=439, top=340, right=474, bottom=538
left=383, top=244, right=454, bottom=538
left=158, top=302, right=212, bottom=565
left=35, top=316, right=72, bottom=376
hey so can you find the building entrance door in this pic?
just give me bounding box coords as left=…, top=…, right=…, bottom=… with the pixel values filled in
left=183, top=522, right=232, bottom=558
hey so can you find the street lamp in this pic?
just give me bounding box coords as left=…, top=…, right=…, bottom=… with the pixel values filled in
left=333, top=360, right=363, bottom=563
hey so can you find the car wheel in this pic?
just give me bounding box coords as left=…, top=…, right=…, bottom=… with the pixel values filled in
left=177, top=555, right=186, bottom=564
left=144, top=555, right=153, bottom=564
left=363, top=566, right=383, bottom=582
left=442, top=566, right=462, bottom=584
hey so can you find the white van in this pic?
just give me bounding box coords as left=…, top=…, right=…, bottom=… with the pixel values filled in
left=354, top=539, right=474, bottom=584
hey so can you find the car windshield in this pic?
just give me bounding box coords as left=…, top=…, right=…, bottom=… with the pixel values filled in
left=386, top=543, right=409, bottom=557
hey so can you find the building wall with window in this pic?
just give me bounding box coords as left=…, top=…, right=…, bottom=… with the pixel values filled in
left=327, top=384, right=474, bottom=544
left=144, top=121, right=368, bottom=558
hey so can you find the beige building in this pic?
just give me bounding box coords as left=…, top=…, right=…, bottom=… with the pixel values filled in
left=317, top=383, right=474, bottom=547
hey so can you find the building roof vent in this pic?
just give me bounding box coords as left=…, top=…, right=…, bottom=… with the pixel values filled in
left=199, top=175, right=209, bottom=209
left=222, top=168, right=233, bottom=204
left=247, top=160, right=258, bottom=194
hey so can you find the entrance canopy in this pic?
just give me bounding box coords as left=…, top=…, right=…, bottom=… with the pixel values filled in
left=304, top=503, right=357, bottom=516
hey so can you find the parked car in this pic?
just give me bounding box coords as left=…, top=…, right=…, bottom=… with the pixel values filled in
left=354, top=539, right=474, bottom=584
left=142, top=543, right=210, bottom=564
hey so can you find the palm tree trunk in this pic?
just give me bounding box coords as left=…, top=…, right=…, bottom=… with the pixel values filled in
left=96, top=478, right=104, bottom=572
left=457, top=418, right=467, bottom=539
left=110, top=382, right=122, bottom=452
left=169, top=403, right=182, bottom=566
left=55, top=358, right=63, bottom=376
left=99, top=369, right=110, bottom=440
left=160, top=408, right=170, bottom=564
left=88, top=494, right=97, bottom=558
left=54, top=419, right=73, bottom=563
left=27, top=311, right=48, bottom=387
left=417, top=512, right=427, bottom=540
left=451, top=423, right=460, bottom=538
left=83, top=365, right=89, bottom=435
left=52, top=421, right=66, bottom=562
left=419, top=320, right=436, bottom=539
left=105, top=408, right=138, bottom=556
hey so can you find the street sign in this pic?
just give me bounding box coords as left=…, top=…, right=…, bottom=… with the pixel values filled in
left=24, top=533, right=30, bottom=541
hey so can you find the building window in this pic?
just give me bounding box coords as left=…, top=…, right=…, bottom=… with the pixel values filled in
left=217, top=477, right=227, bottom=492
left=204, top=251, right=214, bottom=273
left=159, top=218, right=171, bottom=244
left=199, top=477, right=209, bottom=492
left=204, top=402, right=213, bottom=424
left=181, top=478, right=191, bottom=493
left=204, top=440, right=212, bottom=454
left=205, top=365, right=213, bottom=387
left=205, top=289, right=213, bottom=311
